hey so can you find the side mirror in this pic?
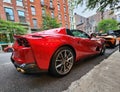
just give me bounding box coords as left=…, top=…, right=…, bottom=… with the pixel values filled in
left=90, top=33, right=96, bottom=38
left=90, top=33, right=97, bottom=40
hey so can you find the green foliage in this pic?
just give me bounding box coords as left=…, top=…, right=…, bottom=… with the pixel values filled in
left=0, top=34, right=8, bottom=43
left=97, top=19, right=118, bottom=33
left=41, top=15, right=60, bottom=30
left=0, top=19, right=27, bottom=35
left=0, top=19, right=27, bottom=43
left=77, top=0, right=120, bottom=12
left=117, top=22, right=120, bottom=27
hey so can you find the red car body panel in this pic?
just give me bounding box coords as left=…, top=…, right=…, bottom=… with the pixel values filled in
left=12, top=27, right=104, bottom=70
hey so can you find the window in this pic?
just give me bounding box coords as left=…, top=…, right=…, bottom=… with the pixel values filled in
left=16, top=0, right=23, bottom=7
left=66, top=29, right=74, bottom=36
left=71, top=30, right=89, bottom=38
left=3, top=0, right=11, bottom=3
left=50, top=0, right=53, bottom=7
left=30, top=0, right=34, bottom=2
left=118, top=16, right=120, bottom=22
left=42, top=9, right=45, bottom=16
left=65, top=15, right=67, bottom=21
left=18, top=10, right=26, bottom=23
left=32, top=19, right=37, bottom=27
left=58, top=13, right=61, bottom=20
left=31, top=6, right=36, bottom=15
left=66, top=24, right=68, bottom=28
left=51, top=11, right=54, bottom=18
left=4, top=7, right=14, bottom=21
left=41, top=0, right=44, bottom=5
left=70, top=17, right=73, bottom=22
left=72, top=25, right=74, bottom=29
left=57, top=4, right=60, bottom=11
left=41, top=0, right=44, bottom=3
left=64, top=7, right=66, bottom=12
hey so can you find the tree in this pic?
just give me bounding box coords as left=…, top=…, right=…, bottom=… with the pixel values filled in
left=97, top=19, right=118, bottom=33
left=118, top=22, right=120, bottom=28
left=77, top=0, right=120, bottom=12
left=0, top=19, right=27, bottom=35
left=41, top=14, right=60, bottom=30
left=0, top=19, right=27, bottom=43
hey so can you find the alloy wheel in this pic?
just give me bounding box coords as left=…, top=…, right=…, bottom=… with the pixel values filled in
left=55, top=49, right=74, bottom=75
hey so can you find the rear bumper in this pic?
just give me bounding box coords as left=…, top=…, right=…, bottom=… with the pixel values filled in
left=11, top=56, right=43, bottom=73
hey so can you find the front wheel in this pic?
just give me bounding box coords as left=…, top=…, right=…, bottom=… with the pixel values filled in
left=49, top=46, right=75, bottom=77
left=100, top=44, right=106, bottom=55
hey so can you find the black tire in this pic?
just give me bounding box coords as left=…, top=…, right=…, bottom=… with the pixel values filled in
left=100, top=43, right=106, bottom=55
left=49, top=46, right=75, bottom=77
left=7, top=48, right=13, bottom=52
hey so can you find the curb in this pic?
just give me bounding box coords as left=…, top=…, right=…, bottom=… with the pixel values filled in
left=63, top=50, right=120, bottom=92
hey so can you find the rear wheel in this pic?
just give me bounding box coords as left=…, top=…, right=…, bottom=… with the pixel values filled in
left=49, top=46, right=75, bottom=77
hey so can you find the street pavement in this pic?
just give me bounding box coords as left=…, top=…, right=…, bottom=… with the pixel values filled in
left=0, top=47, right=118, bottom=92
left=63, top=49, right=120, bottom=92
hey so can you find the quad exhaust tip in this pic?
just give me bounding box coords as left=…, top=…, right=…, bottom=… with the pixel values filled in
left=17, top=68, right=25, bottom=73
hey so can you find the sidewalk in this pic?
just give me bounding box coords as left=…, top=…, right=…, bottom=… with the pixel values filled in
left=63, top=49, right=120, bottom=92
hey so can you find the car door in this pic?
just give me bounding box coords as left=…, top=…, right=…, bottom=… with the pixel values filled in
left=82, top=37, right=99, bottom=54
left=72, top=30, right=98, bottom=56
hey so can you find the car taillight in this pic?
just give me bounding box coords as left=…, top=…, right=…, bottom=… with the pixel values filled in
left=17, top=38, right=30, bottom=47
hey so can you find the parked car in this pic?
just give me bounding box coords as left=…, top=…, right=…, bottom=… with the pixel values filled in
left=11, top=27, right=105, bottom=77
left=97, top=31, right=117, bottom=48
left=4, top=46, right=13, bottom=52
left=114, top=30, right=120, bottom=42
left=104, top=35, right=117, bottom=48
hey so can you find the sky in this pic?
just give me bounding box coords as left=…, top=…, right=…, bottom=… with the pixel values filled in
left=74, top=4, right=97, bottom=18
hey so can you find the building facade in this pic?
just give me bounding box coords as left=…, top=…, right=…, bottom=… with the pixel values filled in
left=74, top=13, right=86, bottom=31
left=0, top=0, right=70, bottom=31
left=68, top=0, right=77, bottom=29
left=27, top=0, right=70, bottom=31
left=115, top=9, right=120, bottom=23
left=114, top=8, right=120, bottom=28
left=75, top=10, right=116, bottom=34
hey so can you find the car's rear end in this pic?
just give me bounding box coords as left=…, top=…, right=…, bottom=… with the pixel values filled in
left=11, top=28, right=67, bottom=74
left=104, top=36, right=116, bottom=47
left=11, top=35, right=41, bottom=73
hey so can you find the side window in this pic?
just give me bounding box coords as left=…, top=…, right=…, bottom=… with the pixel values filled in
left=72, top=30, right=89, bottom=38
left=66, top=29, right=74, bottom=36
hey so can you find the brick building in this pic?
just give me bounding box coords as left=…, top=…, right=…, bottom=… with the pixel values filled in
left=27, top=0, right=70, bottom=31
left=0, top=0, right=70, bottom=31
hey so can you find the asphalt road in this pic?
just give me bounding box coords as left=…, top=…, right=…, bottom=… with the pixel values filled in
left=0, top=46, right=118, bottom=92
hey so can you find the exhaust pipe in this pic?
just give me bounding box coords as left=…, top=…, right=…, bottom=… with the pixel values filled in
left=17, top=68, right=25, bottom=73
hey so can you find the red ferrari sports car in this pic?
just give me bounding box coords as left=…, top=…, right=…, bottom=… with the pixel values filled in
left=11, top=27, right=105, bottom=76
